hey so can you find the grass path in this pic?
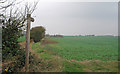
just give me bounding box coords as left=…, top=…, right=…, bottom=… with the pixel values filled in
left=19, top=40, right=63, bottom=72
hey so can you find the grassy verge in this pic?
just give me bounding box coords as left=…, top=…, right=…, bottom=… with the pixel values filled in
left=62, top=61, right=84, bottom=72
left=32, top=42, right=53, bottom=60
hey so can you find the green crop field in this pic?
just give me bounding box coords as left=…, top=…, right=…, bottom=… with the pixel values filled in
left=49, top=36, right=118, bottom=61
left=19, top=36, right=118, bottom=72
left=31, top=36, right=118, bottom=72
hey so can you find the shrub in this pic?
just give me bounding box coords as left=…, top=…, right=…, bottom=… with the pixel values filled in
left=30, top=26, right=46, bottom=43
left=2, top=24, right=22, bottom=60
left=2, top=49, right=36, bottom=72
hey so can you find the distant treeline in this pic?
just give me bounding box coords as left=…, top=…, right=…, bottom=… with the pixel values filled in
left=45, top=34, right=116, bottom=37
left=78, top=35, right=115, bottom=36
left=46, top=34, right=63, bottom=37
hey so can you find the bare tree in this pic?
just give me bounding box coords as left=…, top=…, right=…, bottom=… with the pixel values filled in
left=1, top=0, right=39, bottom=29
left=0, top=0, right=24, bottom=27
left=0, top=0, right=24, bottom=11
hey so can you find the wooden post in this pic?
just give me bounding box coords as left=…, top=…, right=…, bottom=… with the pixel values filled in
left=25, top=14, right=31, bottom=72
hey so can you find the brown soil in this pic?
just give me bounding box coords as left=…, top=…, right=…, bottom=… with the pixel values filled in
left=41, top=39, right=58, bottom=45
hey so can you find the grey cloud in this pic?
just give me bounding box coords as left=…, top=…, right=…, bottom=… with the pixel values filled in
left=32, top=2, right=118, bottom=35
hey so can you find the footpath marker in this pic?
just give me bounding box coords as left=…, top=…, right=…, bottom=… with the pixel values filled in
left=25, top=14, right=34, bottom=72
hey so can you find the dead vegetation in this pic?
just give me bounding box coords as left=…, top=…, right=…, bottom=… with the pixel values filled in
left=41, top=38, right=58, bottom=45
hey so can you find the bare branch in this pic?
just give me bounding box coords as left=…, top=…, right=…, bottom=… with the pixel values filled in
left=24, top=0, right=39, bottom=14
left=0, top=0, right=15, bottom=10
left=0, top=0, right=7, bottom=3
left=30, top=1, right=39, bottom=14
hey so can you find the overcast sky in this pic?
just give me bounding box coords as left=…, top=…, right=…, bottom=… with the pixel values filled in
left=29, top=0, right=118, bottom=36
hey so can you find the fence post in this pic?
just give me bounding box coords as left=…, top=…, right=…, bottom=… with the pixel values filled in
left=25, top=14, right=31, bottom=72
